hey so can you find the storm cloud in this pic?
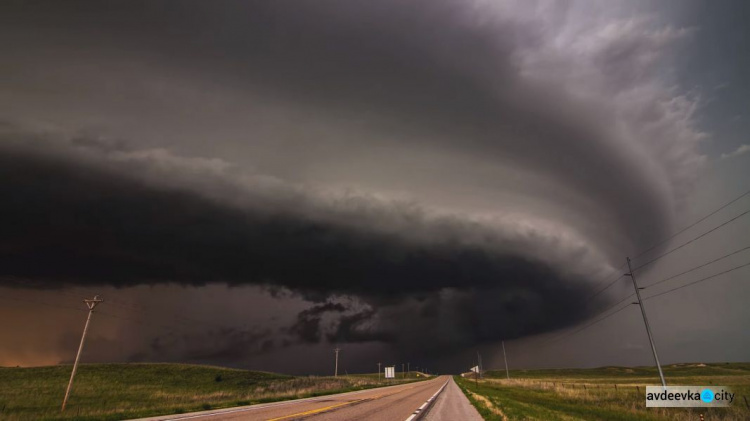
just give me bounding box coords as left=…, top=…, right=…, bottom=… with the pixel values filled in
left=0, top=0, right=714, bottom=369
left=0, top=132, right=598, bottom=351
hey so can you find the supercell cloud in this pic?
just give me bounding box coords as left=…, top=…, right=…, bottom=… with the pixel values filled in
left=0, top=0, right=708, bottom=367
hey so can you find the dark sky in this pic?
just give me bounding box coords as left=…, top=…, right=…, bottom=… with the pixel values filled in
left=1, top=0, right=749, bottom=374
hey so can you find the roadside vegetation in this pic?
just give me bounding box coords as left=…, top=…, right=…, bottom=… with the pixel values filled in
left=0, top=363, right=428, bottom=421
left=455, top=362, right=750, bottom=420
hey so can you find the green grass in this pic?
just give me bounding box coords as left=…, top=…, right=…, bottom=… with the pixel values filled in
left=485, top=362, right=750, bottom=381
left=0, top=363, right=426, bottom=421
left=457, top=363, right=750, bottom=420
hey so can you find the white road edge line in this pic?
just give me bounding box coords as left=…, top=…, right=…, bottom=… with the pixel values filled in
left=404, top=378, right=450, bottom=421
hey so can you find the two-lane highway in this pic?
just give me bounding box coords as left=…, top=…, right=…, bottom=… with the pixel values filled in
left=134, top=376, right=454, bottom=421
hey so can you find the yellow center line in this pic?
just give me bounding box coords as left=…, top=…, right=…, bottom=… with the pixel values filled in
left=264, top=381, right=434, bottom=421
left=265, top=398, right=367, bottom=421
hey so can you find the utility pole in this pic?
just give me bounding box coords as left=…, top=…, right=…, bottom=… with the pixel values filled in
left=502, top=341, right=510, bottom=380
left=377, top=362, right=381, bottom=381
left=477, top=353, right=482, bottom=379
left=626, top=257, right=667, bottom=387
left=402, top=363, right=405, bottom=378
left=62, top=295, right=103, bottom=412
left=334, top=348, right=341, bottom=377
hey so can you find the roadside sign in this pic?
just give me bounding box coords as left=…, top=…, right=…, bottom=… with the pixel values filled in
left=385, top=366, right=395, bottom=379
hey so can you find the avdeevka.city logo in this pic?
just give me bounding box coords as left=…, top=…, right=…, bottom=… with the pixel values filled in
left=646, top=386, right=734, bottom=408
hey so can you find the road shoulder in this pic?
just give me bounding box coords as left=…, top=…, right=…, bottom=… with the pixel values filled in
left=422, top=377, right=483, bottom=421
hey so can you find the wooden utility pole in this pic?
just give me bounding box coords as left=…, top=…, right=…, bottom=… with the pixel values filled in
left=62, top=295, right=103, bottom=411
left=626, top=257, right=666, bottom=387
left=334, top=348, right=341, bottom=377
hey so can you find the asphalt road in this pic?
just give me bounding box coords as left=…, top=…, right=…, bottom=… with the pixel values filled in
left=421, top=377, right=483, bottom=421
left=133, top=376, right=453, bottom=421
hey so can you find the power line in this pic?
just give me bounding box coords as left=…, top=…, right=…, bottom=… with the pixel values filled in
left=1, top=275, right=146, bottom=310
left=632, top=187, right=750, bottom=260
left=76, top=291, right=218, bottom=329
left=0, top=275, right=225, bottom=329
left=549, top=292, right=635, bottom=344
left=580, top=263, right=627, bottom=306
left=585, top=262, right=627, bottom=285
left=1, top=275, right=217, bottom=330
left=549, top=302, right=634, bottom=345
left=643, top=245, right=750, bottom=289
left=0, top=277, right=167, bottom=323
left=550, top=190, right=750, bottom=351
left=600, top=292, right=637, bottom=313
left=583, top=189, right=750, bottom=296
left=564, top=254, right=750, bottom=366
left=632, top=208, right=750, bottom=273
left=1, top=276, right=221, bottom=332
left=643, top=261, right=750, bottom=301
left=0, top=287, right=189, bottom=351
left=586, top=274, right=626, bottom=302
left=0, top=292, right=184, bottom=334
left=95, top=310, right=181, bottom=332
left=0, top=294, right=88, bottom=313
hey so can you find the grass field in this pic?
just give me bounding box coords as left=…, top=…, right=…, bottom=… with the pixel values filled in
left=456, top=363, right=750, bottom=420
left=0, top=363, right=426, bottom=421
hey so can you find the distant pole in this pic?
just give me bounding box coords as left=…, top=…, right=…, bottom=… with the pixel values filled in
left=407, top=362, right=410, bottom=376
left=62, top=295, right=103, bottom=412
left=334, top=348, right=341, bottom=377
left=378, top=362, right=382, bottom=381
left=474, top=362, right=478, bottom=389
left=626, top=257, right=667, bottom=387
left=402, top=363, right=405, bottom=378
left=477, top=353, right=483, bottom=379
left=502, top=341, right=510, bottom=380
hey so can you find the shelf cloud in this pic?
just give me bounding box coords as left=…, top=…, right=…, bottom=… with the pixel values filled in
left=0, top=0, right=709, bottom=366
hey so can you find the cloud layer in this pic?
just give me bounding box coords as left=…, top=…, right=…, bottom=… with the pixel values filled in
left=0, top=132, right=598, bottom=351
left=0, top=0, right=709, bottom=365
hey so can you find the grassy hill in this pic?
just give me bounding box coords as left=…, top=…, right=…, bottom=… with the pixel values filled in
left=459, top=363, right=750, bottom=420
left=0, top=363, right=422, bottom=421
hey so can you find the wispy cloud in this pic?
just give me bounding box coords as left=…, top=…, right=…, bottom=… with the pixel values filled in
left=721, top=144, right=750, bottom=159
